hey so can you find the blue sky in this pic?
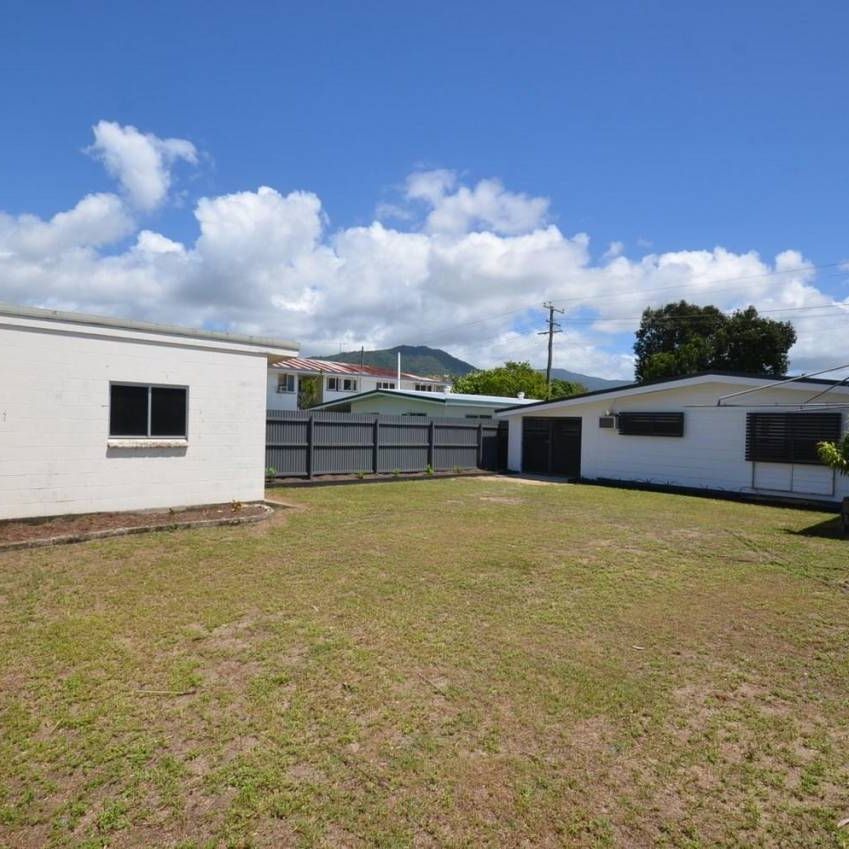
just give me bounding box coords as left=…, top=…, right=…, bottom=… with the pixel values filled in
left=2, top=1, right=848, bottom=376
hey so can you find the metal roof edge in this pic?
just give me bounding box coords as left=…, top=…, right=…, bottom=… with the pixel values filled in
left=269, top=357, right=442, bottom=381
left=495, top=371, right=849, bottom=416
left=0, top=302, right=300, bottom=353
left=312, top=390, right=448, bottom=409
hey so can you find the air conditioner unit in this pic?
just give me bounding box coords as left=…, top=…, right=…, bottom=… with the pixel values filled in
left=599, top=416, right=615, bottom=429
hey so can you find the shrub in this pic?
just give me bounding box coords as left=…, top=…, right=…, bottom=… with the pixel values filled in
left=818, top=435, right=849, bottom=476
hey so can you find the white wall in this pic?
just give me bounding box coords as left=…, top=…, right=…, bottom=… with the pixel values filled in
left=505, top=380, right=849, bottom=502
left=267, top=371, right=299, bottom=410
left=1, top=320, right=274, bottom=519
left=266, top=370, right=448, bottom=411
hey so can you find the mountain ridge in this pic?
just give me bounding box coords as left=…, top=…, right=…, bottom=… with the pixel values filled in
left=313, top=345, right=476, bottom=377
left=312, top=345, right=628, bottom=392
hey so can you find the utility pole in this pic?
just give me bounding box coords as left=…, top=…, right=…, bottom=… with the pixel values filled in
left=538, top=302, right=564, bottom=399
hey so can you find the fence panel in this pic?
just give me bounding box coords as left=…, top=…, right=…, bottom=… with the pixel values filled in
left=265, top=410, right=506, bottom=477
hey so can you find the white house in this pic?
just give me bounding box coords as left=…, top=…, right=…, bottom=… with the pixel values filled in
left=267, top=357, right=450, bottom=411
left=497, top=372, right=849, bottom=504
left=313, top=388, right=538, bottom=418
left=0, top=303, right=298, bottom=520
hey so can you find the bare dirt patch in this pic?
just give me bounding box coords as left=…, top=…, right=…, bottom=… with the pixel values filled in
left=0, top=502, right=270, bottom=547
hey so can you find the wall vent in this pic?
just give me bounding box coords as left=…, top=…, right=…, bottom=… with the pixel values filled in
left=599, top=416, right=615, bottom=429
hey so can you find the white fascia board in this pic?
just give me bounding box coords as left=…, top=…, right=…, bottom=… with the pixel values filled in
left=0, top=309, right=298, bottom=359
left=495, top=373, right=849, bottom=418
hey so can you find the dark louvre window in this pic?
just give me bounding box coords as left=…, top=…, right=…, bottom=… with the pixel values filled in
left=109, top=385, right=149, bottom=436
left=151, top=387, right=188, bottom=436
left=617, top=412, right=685, bottom=437
left=745, top=412, right=842, bottom=465
left=110, top=384, right=188, bottom=438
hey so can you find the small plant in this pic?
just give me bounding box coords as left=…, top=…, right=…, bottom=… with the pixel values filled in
left=392, top=468, right=401, bottom=478
left=230, top=500, right=243, bottom=512
left=425, top=464, right=434, bottom=476
left=818, top=435, right=849, bottom=475
left=818, top=435, right=849, bottom=536
left=265, top=466, right=277, bottom=480
left=453, top=465, right=463, bottom=474
left=355, top=470, right=366, bottom=480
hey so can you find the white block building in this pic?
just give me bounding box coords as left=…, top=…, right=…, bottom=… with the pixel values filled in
left=497, top=373, right=849, bottom=504
left=267, top=357, right=449, bottom=411
left=0, top=304, right=298, bottom=520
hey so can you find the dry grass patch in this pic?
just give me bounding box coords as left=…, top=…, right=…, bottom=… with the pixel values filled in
left=1, top=478, right=848, bottom=848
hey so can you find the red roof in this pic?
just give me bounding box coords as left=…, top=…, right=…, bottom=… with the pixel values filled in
left=269, top=357, right=443, bottom=382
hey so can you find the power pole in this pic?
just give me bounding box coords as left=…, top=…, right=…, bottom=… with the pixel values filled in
left=538, top=302, right=564, bottom=399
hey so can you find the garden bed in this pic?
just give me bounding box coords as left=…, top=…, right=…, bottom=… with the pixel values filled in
left=0, top=502, right=272, bottom=550
left=267, top=468, right=492, bottom=488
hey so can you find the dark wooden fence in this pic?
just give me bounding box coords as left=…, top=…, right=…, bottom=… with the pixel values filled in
left=266, top=410, right=506, bottom=477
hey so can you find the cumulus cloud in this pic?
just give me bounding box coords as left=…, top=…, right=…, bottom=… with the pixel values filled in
left=0, top=193, right=133, bottom=258
left=405, top=169, right=549, bottom=235
left=88, top=120, right=197, bottom=211
left=3, top=124, right=849, bottom=379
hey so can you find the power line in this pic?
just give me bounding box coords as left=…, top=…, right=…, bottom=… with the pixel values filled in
left=412, top=260, right=847, bottom=346
left=551, top=261, right=846, bottom=308
left=558, top=301, right=849, bottom=327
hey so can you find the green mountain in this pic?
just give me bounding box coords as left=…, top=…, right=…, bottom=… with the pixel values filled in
left=313, top=344, right=629, bottom=390
left=314, top=345, right=476, bottom=378
left=547, top=368, right=629, bottom=392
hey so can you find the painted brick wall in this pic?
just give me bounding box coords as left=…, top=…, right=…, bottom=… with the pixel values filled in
left=1, top=322, right=270, bottom=519
left=505, top=380, right=849, bottom=502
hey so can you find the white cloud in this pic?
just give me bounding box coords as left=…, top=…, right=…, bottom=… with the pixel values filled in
left=88, top=120, right=197, bottom=211
left=405, top=169, right=549, bottom=235
left=0, top=193, right=133, bottom=258
left=0, top=194, right=134, bottom=259
left=4, top=126, right=849, bottom=380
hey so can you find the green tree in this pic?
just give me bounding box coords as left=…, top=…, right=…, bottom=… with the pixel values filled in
left=634, top=301, right=796, bottom=382
left=710, top=305, right=796, bottom=375
left=550, top=378, right=588, bottom=398
left=452, top=361, right=586, bottom=400
left=298, top=375, right=322, bottom=409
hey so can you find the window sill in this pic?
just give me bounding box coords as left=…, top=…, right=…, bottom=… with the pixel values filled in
left=107, top=438, right=189, bottom=449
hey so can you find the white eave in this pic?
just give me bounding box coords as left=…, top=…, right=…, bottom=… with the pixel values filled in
left=495, top=373, right=849, bottom=417
left=0, top=302, right=299, bottom=359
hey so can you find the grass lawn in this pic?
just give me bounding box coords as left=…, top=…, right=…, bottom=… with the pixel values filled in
left=1, top=478, right=849, bottom=849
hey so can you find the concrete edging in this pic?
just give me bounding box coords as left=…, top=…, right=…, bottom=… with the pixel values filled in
left=0, top=503, right=275, bottom=553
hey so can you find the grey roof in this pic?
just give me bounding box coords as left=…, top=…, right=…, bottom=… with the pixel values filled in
left=0, top=302, right=299, bottom=352
left=313, top=388, right=539, bottom=410
left=495, top=370, right=849, bottom=415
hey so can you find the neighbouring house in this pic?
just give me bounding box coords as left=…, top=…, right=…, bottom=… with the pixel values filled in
left=311, top=388, right=539, bottom=418
left=267, top=357, right=450, bottom=411
left=496, top=372, right=849, bottom=505
left=0, top=303, right=298, bottom=520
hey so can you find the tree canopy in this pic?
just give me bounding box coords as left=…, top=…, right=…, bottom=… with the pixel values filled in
left=633, top=301, right=796, bottom=382
left=452, top=361, right=586, bottom=400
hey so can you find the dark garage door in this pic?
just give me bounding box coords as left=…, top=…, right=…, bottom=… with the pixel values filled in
left=522, top=417, right=582, bottom=477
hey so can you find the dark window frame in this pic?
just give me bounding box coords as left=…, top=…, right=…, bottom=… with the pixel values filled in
left=276, top=373, right=296, bottom=393
left=327, top=376, right=358, bottom=392
left=617, top=411, right=685, bottom=437
left=745, top=412, right=842, bottom=465
left=109, top=382, right=189, bottom=439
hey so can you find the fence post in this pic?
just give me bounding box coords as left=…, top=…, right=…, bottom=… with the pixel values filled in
left=477, top=422, right=484, bottom=468
left=428, top=420, right=435, bottom=469
left=306, top=415, right=314, bottom=478
left=372, top=417, right=380, bottom=474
